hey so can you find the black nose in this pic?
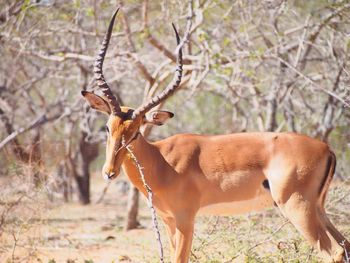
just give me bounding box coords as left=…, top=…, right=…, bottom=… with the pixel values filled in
left=105, top=172, right=115, bottom=179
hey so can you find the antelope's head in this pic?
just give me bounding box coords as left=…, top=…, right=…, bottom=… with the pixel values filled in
left=82, top=9, right=183, bottom=180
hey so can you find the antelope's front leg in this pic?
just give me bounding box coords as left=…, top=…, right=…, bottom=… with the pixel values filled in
left=174, top=215, right=195, bottom=263
left=162, top=216, right=176, bottom=262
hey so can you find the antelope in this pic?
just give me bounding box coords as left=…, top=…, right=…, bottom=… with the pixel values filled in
left=82, top=9, right=350, bottom=263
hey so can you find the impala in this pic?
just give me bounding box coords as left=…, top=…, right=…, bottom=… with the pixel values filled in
left=82, top=9, right=350, bottom=263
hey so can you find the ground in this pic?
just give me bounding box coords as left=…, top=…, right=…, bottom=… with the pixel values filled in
left=0, top=174, right=349, bottom=263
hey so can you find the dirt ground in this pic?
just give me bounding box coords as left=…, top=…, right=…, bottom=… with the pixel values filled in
left=1, top=174, right=349, bottom=263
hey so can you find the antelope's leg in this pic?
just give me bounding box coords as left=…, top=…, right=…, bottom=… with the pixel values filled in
left=318, top=207, right=350, bottom=255
left=274, top=193, right=345, bottom=262
left=162, top=216, right=176, bottom=262
left=173, top=215, right=195, bottom=263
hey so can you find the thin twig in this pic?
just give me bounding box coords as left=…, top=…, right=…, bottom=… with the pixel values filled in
left=340, top=240, right=350, bottom=263
left=95, top=181, right=111, bottom=204
left=0, top=114, right=47, bottom=150
left=226, top=219, right=290, bottom=262
left=271, top=54, right=350, bottom=108
left=123, top=136, right=164, bottom=263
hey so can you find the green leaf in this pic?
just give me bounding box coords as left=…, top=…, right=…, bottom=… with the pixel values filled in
left=86, top=7, right=94, bottom=18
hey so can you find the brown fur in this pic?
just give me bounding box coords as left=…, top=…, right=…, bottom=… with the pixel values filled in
left=82, top=98, right=350, bottom=263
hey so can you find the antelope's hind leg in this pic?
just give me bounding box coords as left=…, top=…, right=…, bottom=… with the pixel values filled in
left=268, top=174, right=347, bottom=261
left=318, top=207, right=350, bottom=257
left=271, top=189, right=345, bottom=262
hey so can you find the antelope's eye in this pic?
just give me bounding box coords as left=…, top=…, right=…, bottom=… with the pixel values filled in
left=105, top=125, right=110, bottom=134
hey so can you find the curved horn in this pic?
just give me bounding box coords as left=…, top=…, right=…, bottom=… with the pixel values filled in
left=94, top=8, right=121, bottom=115
left=132, top=23, right=183, bottom=120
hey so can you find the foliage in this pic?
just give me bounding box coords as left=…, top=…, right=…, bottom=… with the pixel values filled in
left=0, top=0, right=350, bottom=261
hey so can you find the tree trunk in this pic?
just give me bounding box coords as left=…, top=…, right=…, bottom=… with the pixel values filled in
left=125, top=186, right=140, bottom=230
left=31, top=128, right=43, bottom=187
left=265, top=58, right=286, bottom=132
left=75, top=165, right=90, bottom=205
left=73, top=131, right=99, bottom=205
left=265, top=90, right=278, bottom=132
left=284, top=97, right=296, bottom=132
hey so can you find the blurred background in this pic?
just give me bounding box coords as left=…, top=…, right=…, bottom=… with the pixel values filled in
left=0, top=0, right=349, bottom=262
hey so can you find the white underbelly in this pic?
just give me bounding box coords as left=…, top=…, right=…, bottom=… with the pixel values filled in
left=197, top=192, right=274, bottom=216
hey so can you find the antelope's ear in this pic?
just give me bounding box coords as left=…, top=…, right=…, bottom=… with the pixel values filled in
left=143, top=110, right=174, bottom=126
left=81, top=91, right=111, bottom=115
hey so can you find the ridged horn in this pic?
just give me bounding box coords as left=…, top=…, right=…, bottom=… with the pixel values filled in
left=132, top=23, right=183, bottom=120
left=93, top=8, right=121, bottom=115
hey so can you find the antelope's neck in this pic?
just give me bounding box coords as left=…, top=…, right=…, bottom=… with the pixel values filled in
left=122, top=135, right=168, bottom=197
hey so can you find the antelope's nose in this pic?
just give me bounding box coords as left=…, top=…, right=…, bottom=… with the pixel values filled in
left=103, top=172, right=116, bottom=180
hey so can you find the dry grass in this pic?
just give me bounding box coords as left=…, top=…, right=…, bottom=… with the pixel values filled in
left=0, top=174, right=349, bottom=263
